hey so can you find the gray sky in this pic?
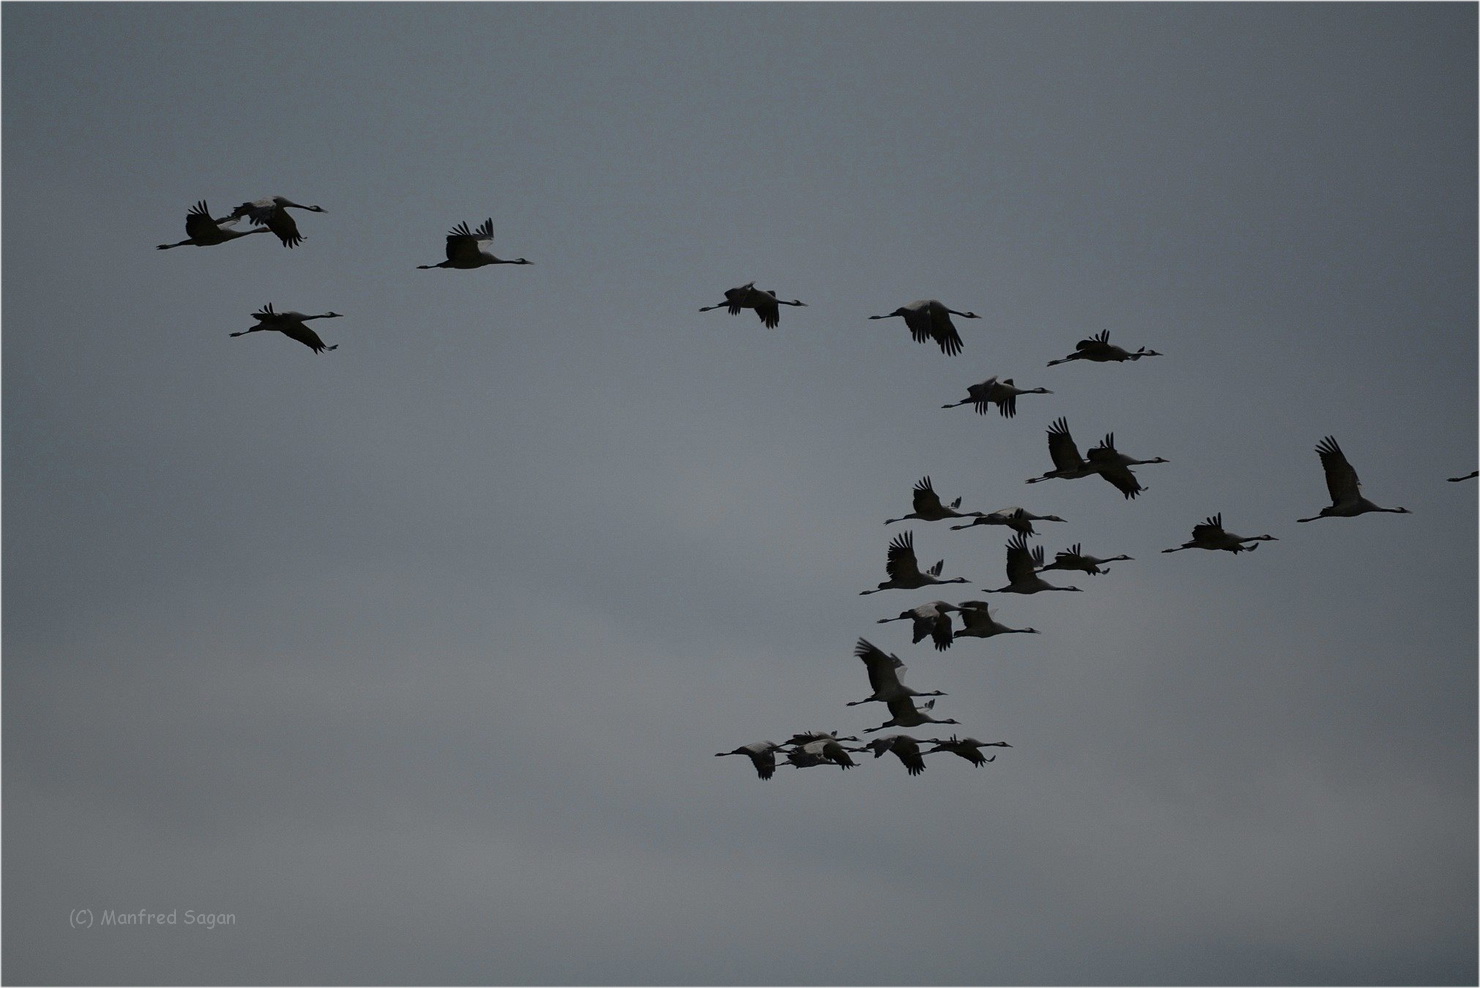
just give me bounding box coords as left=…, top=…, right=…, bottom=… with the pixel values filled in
left=3, top=3, right=1475, bottom=985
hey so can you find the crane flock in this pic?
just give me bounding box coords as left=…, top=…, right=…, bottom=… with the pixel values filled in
left=153, top=198, right=1456, bottom=784
left=698, top=281, right=1448, bottom=782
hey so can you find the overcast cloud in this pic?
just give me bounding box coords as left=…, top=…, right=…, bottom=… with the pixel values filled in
left=3, top=3, right=1476, bottom=985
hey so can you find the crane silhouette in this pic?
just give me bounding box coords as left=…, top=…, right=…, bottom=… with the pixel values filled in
left=1085, top=433, right=1166, bottom=500
left=863, top=696, right=960, bottom=734
left=1025, top=417, right=1099, bottom=484
left=1163, top=514, right=1277, bottom=553
left=924, top=736, right=1012, bottom=766
left=698, top=282, right=806, bottom=329
left=846, top=639, right=948, bottom=704
left=226, top=195, right=327, bottom=248
left=860, top=531, right=968, bottom=595
left=1296, top=436, right=1410, bottom=522
left=950, top=506, right=1067, bottom=538
left=156, top=201, right=273, bottom=250
left=1047, top=329, right=1161, bottom=366
left=885, top=476, right=981, bottom=524
left=715, top=741, right=784, bottom=780
left=784, top=738, right=865, bottom=769
left=941, top=376, right=1053, bottom=418
left=1036, top=544, right=1133, bottom=576
left=952, top=601, right=1039, bottom=639
left=875, top=601, right=959, bottom=651
left=869, top=299, right=979, bottom=356
left=983, top=534, right=1083, bottom=594
left=229, top=304, right=342, bottom=353
left=864, top=735, right=928, bottom=776
left=418, top=218, right=530, bottom=269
